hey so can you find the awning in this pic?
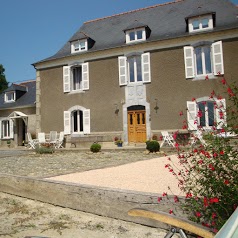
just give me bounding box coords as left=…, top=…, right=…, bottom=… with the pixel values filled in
left=8, top=111, right=28, bottom=124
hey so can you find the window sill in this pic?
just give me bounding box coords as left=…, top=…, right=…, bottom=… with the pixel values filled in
left=191, top=74, right=218, bottom=81
left=128, top=81, right=144, bottom=85
left=68, top=90, right=85, bottom=95
left=189, top=28, right=213, bottom=34
left=71, top=49, right=88, bottom=54
left=71, top=133, right=84, bottom=137
left=126, top=39, right=146, bottom=44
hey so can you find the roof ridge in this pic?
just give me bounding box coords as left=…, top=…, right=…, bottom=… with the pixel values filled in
left=84, top=0, right=184, bottom=24
left=12, top=83, right=27, bottom=88
left=18, top=79, right=36, bottom=85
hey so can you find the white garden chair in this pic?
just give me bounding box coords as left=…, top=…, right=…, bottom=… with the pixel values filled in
left=216, top=131, right=237, bottom=138
left=26, top=132, right=38, bottom=149
left=38, top=132, right=46, bottom=144
left=49, top=131, right=58, bottom=145
left=55, top=131, right=64, bottom=148
left=160, top=131, right=175, bottom=147
left=190, top=130, right=207, bottom=146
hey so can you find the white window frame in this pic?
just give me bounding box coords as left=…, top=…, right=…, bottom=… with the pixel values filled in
left=4, top=91, right=15, bottom=103
left=127, top=56, right=142, bottom=83
left=71, top=39, right=88, bottom=53
left=194, top=45, right=212, bottom=77
left=0, top=119, right=14, bottom=139
left=188, top=15, right=213, bottom=33
left=186, top=98, right=226, bottom=131
left=118, top=53, right=151, bottom=86
left=71, top=110, right=84, bottom=134
left=63, top=63, right=89, bottom=93
left=126, top=28, right=146, bottom=44
left=72, top=66, right=83, bottom=91
left=184, top=41, right=224, bottom=79
left=64, top=107, right=90, bottom=135
left=197, top=101, right=216, bottom=128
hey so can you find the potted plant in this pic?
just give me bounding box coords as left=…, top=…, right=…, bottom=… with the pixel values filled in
left=114, top=137, right=123, bottom=147
left=7, top=140, right=11, bottom=148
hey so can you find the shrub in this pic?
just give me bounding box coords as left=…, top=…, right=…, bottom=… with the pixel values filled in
left=90, top=142, right=101, bottom=153
left=146, top=140, right=160, bottom=152
left=162, top=77, right=238, bottom=233
left=35, top=145, right=54, bottom=154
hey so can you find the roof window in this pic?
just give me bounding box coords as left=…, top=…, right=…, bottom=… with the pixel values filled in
left=188, top=14, right=213, bottom=33
left=4, top=91, right=15, bottom=103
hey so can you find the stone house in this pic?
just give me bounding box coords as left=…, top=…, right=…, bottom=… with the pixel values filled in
left=0, top=80, right=36, bottom=147
left=33, top=0, right=238, bottom=147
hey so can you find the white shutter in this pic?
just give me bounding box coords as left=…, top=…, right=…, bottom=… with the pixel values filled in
left=141, top=53, right=151, bottom=83
left=215, top=99, right=226, bottom=129
left=63, top=66, right=71, bottom=92
left=118, top=56, right=127, bottom=86
left=64, top=111, right=71, bottom=135
left=0, top=120, right=2, bottom=139
left=9, top=119, right=14, bottom=139
left=187, top=101, right=198, bottom=130
left=82, top=63, right=89, bottom=90
left=83, top=109, right=90, bottom=134
left=212, top=41, right=224, bottom=75
left=184, top=46, right=195, bottom=79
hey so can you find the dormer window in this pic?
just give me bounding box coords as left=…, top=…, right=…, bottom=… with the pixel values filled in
left=188, top=15, right=213, bottom=33
left=126, top=28, right=146, bottom=44
left=71, top=40, right=88, bottom=53
left=4, top=91, right=15, bottom=103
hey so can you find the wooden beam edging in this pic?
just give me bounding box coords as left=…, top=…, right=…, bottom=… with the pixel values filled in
left=0, top=173, right=187, bottom=230
left=128, top=208, right=215, bottom=238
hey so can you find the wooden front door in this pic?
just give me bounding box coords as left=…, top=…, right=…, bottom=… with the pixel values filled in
left=128, top=110, right=146, bottom=143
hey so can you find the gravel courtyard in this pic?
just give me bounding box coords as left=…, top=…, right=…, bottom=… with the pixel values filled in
left=0, top=150, right=165, bottom=178
left=0, top=149, right=181, bottom=238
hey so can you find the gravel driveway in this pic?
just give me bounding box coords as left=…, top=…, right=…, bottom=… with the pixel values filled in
left=0, top=149, right=181, bottom=238
left=0, top=150, right=165, bottom=178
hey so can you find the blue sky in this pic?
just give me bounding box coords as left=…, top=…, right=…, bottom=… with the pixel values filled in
left=1, top=0, right=238, bottom=84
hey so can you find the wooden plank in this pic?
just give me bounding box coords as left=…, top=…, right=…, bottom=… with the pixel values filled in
left=128, top=208, right=215, bottom=238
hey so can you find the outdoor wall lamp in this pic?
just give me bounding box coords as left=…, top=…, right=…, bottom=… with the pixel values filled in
left=114, top=104, right=119, bottom=115
left=154, top=99, right=159, bottom=113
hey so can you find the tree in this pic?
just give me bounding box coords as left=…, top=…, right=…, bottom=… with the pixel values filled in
left=0, top=64, right=9, bottom=93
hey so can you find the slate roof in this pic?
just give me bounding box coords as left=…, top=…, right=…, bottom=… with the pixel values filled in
left=0, top=80, right=36, bottom=110
left=4, top=83, right=27, bottom=93
left=34, top=0, right=238, bottom=64
left=123, top=21, right=148, bottom=31
left=69, top=31, right=90, bottom=42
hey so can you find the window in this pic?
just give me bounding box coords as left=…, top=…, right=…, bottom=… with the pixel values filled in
left=4, top=91, right=15, bottom=102
left=195, top=46, right=212, bottom=76
left=64, top=108, right=90, bottom=135
left=128, top=56, right=142, bottom=83
left=0, top=119, right=13, bottom=139
left=63, top=63, right=89, bottom=93
left=184, top=41, right=224, bottom=79
left=188, top=15, right=213, bottom=33
left=71, top=40, right=87, bottom=53
left=72, top=66, right=82, bottom=91
left=198, top=101, right=215, bottom=127
left=186, top=98, right=226, bottom=130
left=72, top=110, right=84, bottom=133
left=126, top=28, right=146, bottom=43
left=118, top=53, right=151, bottom=85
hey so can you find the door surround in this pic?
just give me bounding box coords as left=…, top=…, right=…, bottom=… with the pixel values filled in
left=123, top=101, right=150, bottom=145
left=127, top=106, right=146, bottom=143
